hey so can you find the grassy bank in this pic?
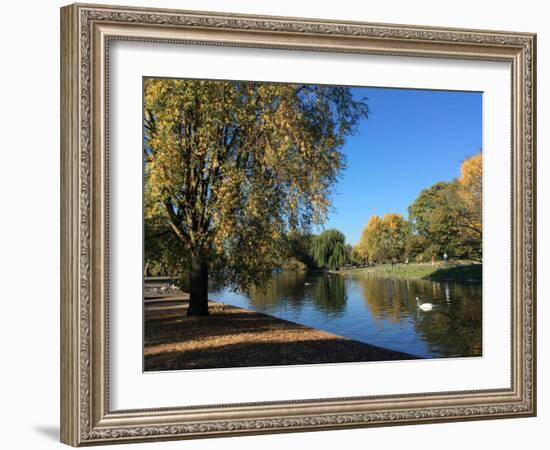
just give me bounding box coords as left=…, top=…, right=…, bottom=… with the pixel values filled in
left=339, top=262, right=482, bottom=282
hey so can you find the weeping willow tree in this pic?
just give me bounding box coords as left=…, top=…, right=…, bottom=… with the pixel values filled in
left=311, top=229, right=347, bottom=270
left=144, top=78, right=368, bottom=315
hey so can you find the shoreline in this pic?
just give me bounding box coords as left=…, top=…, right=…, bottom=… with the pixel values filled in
left=144, top=291, right=419, bottom=371
left=336, top=262, right=482, bottom=283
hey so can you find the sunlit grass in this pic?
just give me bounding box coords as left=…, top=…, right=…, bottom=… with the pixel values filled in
left=340, top=262, right=481, bottom=282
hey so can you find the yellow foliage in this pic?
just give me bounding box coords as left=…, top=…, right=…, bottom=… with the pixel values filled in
left=143, top=77, right=368, bottom=290
left=457, top=152, right=482, bottom=235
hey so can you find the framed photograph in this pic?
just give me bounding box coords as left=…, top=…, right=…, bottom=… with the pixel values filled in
left=60, top=3, right=536, bottom=446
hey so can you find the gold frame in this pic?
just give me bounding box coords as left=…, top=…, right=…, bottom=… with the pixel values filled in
left=60, top=3, right=537, bottom=446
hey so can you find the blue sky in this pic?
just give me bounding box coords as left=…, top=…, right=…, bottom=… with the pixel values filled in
left=318, top=87, right=482, bottom=245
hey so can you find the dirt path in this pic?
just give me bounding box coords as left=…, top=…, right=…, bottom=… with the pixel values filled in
left=144, top=292, right=419, bottom=371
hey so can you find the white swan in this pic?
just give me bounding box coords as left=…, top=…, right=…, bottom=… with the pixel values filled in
left=416, top=297, right=433, bottom=312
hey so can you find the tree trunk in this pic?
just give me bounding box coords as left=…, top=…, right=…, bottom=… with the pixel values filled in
left=187, top=253, right=209, bottom=316
left=144, top=261, right=150, bottom=278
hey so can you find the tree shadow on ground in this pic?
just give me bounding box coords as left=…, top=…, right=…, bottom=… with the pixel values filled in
left=143, top=295, right=419, bottom=371
left=425, top=263, right=482, bottom=282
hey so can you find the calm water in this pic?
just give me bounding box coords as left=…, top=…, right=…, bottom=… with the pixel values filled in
left=213, top=272, right=482, bottom=359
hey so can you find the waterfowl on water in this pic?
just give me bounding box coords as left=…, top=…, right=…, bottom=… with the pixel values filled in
left=416, top=297, right=433, bottom=312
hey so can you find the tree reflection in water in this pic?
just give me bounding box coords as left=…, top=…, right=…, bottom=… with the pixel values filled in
left=248, top=272, right=347, bottom=318
left=356, top=275, right=481, bottom=357
left=214, top=272, right=482, bottom=358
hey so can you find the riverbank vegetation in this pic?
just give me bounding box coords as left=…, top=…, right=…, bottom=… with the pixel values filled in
left=341, top=261, right=482, bottom=282
left=291, top=152, right=482, bottom=272
left=355, top=152, right=482, bottom=265
left=280, top=152, right=482, bottom=275
left=146, top=152, right=482, bottom=288
left=143, top=78, right=482, bottom=319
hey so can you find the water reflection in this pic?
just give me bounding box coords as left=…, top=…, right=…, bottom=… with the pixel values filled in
left=213, top=272, right=482, bottom=359
left=248, top=272, right=347, bottom=317
left=310, top=274, right=347, bottom=315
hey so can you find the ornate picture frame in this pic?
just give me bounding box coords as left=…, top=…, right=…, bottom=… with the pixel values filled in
left=60, top=3, right=536, bottom=446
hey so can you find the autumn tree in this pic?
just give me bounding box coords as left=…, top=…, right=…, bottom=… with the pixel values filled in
left=344, top=244, right=364, bottom=266
left=404, top=234, right=428, bottom=261
left=280, top=230, right=318, bottom=271
left=144, top=79, right=369, bottom=315
left=458, top=152, right=482, bottom=222
left=383, top=213, right=408, bottom=261
left=407, top=152, right=482, bottom=261
left=356, top=214, right=408, bottom=263
left=407, top=181, right=458, bottom=257
left=144, top=218, right=184, bottom=278
left=454, top=152, right=482, bottom=260
left=357, top=215, right=383, bottom=263
left=357, top=215, right=385, bottom=263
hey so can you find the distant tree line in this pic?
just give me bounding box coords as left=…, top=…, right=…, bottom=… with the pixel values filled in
left=276, top=151, right=483, bottom=269
left=356, top=152, right=482, bottom=264
left=146, top=152, right=482, bottom=281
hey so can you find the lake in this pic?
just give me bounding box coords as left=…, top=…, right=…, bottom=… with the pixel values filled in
left=213, top=271, right=482, bottom=359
